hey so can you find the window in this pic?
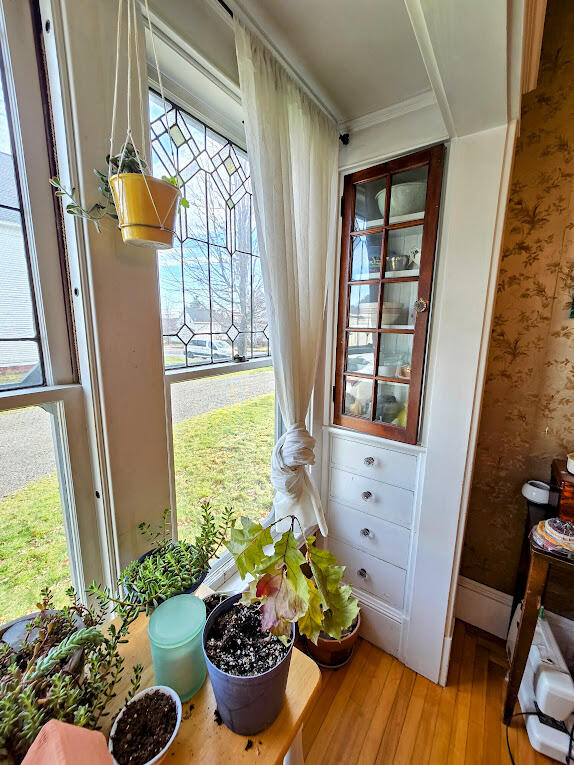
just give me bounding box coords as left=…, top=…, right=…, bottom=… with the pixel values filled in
left=149, top=91, right=269, bottom=369
left=149, top=92, right=276, bottom=555
left=0, top=50, right=44, bottom=390
left=0, top=1, right=102, bottom=618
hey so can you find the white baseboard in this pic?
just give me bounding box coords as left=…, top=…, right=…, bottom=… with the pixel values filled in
left=456, top=575, right=513, bottom=639
left=456, top=576, right=574, bottom=669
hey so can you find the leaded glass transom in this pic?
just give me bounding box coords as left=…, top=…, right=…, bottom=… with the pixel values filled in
left=149, top=91, right=269, bottom=369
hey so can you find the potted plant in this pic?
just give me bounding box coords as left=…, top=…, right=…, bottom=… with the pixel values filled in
left=202, top=515, right=360, bottom=735
left=108, top=685, right=181, bottom=765
left=89, top=503, right=234, bottom=615
left=303, top=612, right=361, bottom=668
left=0, top=588, right=142, bottom=764
left=50, top=141, right=188, bottom=250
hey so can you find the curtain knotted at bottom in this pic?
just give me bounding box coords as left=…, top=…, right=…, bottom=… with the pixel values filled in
left=270, top=424, right=326, bottom=536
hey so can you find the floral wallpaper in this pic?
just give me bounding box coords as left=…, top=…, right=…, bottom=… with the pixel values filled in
left=461, top=0, right=574, bottom=613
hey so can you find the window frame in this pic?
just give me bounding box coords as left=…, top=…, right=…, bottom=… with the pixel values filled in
left=0, top=0, right=105, bottom=603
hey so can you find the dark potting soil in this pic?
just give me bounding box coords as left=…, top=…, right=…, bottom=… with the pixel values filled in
left=111, top=691, right=177, bottom=765
left=202, top=593, right=228, bottom=618
left=205, top=603, right=289, bottom=676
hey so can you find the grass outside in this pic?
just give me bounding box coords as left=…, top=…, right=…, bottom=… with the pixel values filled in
left=0, top=391, right=275, bottom=624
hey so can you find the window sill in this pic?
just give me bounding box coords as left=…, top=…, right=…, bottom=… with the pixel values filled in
left=164, top=357, right=272, bottom=385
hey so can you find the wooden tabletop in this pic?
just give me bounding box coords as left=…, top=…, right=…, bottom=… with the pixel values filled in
left=102, top=586, right=322, bottom=764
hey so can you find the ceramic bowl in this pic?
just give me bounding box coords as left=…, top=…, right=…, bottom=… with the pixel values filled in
left=389, top=181, right=427, bottom=218
left=109, top=685, right=182, bottom=765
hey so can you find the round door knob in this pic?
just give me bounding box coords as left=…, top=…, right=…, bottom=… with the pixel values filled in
left=357, top=568, right=367, bottom=579
left=360, top=528, right=371, bottom=537
left=414, top=297, right=428, bottom=313
left=361, top=490, right=372, bottom=501
left=363, top=456, right=374, bottom=466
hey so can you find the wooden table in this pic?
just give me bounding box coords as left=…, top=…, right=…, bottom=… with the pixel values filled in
left=103, top=586, right=322, bottom=764
left=503, top=540, right=574, bottom=724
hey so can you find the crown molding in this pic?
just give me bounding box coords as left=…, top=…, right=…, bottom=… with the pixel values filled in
left=341, top=90, right=437, bottom=134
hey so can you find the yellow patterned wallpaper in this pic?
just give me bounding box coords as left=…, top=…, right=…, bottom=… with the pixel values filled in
left=461, top=0, right=574, bottom=607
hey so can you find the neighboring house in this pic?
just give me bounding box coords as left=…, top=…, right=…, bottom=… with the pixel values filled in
left=0, top=151, right=40, bottom=386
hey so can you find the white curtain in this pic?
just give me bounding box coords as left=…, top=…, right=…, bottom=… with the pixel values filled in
left=234, top=20, right=339, bottom=536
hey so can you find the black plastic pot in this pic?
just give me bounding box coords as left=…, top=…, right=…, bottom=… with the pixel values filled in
left=202, top=593, right=294, bottom=735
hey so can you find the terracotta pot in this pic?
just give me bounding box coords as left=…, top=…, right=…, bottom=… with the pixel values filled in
left=304, top=612, right=361, bottom=668
left=109, top=173, right=180, bottom=249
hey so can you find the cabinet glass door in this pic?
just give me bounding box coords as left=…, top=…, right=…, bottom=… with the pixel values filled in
left=334, top=146, right=444, bottom=444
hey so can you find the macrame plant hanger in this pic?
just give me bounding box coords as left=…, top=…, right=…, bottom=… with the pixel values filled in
left=108, top=0, right=180, bottom=249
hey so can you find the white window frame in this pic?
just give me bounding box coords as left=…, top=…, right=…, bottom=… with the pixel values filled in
left=0, top=0, right=105, bottom=599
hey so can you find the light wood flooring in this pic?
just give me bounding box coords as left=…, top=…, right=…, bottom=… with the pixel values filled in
left=302, top=620, right=554, bottom=765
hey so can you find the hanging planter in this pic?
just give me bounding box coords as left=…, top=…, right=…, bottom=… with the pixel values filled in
left=109, top=173, right=180, bottom=249
left=50, top=0, right=186, bottom=250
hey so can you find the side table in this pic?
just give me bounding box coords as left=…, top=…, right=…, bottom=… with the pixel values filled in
left=503, top=539, right=574, bottom=724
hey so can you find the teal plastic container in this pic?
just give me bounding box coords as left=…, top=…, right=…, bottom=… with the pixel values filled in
left=148, top=594, right=207, bottom=701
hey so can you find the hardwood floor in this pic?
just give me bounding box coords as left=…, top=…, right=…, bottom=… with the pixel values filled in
left=302, top=620, right=554, bottom=764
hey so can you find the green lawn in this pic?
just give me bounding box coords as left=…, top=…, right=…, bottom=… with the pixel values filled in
left=0, top=391, right=275, bottom=623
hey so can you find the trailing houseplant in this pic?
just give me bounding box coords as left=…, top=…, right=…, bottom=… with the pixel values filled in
left=202, top=515, right=359, bottom=734
left=50, top=140, right=188, bottom=249
left=0, top=588, right=142, bottom=764
left=89, top=503, right=234, bottom=616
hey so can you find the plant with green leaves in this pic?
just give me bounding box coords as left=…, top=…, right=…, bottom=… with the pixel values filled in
left=89, top=503, right=234, bottom=617
left=0, top=588, right=142, bottom=764
left=50, top=140, right=188, bottom=232
left=227, top=515, right=359, bottom=644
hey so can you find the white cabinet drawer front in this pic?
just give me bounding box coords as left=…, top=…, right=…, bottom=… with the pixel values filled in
left=329, top=467, right=413, bottom=529
left=328, top=501, right=410, bottom=569
left=358, top=602, right=401, bottom=657
left=329, top=538, right=405, bottom=611
left=330, top=434, right=418, bottom=490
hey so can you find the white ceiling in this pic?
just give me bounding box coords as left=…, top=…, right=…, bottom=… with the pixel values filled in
left=239, top=0, right=432, bottom=123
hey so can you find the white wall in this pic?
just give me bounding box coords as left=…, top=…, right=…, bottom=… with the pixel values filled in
left=406, top=123, right=517, bottom=681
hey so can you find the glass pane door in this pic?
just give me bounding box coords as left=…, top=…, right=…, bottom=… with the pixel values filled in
left=334, top=145, right=444, bottom=443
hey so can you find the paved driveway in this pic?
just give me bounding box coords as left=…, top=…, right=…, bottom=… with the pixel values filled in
left=0, top=370, right=274, bottom=499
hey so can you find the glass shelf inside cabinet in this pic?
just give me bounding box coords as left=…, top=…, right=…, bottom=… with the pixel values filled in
left=351, top=232, right=383, bottom=280
left=384, top=225, right=422, bottom=278
left=378, top=333, right=413, bottom=380
left=380, top=281, right=418, bottom=329
left=354, top=177, right=387, bottom=231
left=346, top=331, right=375, bottom=376
left=375, top=380, right=408, bottom=427
left=344, top=376, right=373, bottom=418
left=389, top=166, right=428, bottom=225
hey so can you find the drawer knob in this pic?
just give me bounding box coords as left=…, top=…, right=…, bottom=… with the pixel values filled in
left=361, top=490, right=372, bottom=501
left=360, top=527, right=371, bottom=537
left=363, top=456, right=374, bottom=466
left=357, top=568, right=368, bottom=579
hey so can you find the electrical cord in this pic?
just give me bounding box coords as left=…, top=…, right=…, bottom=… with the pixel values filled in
left=505, top=711, right=539, bottom=765
left=505, top=711, right=574, bottom=765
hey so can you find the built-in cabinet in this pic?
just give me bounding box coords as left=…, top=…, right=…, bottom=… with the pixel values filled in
left=325, top=146, right=444, bottom=664
left=333, top=146, right=444, bottom=444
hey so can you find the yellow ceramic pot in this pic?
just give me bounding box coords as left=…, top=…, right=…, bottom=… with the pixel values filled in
left=109, top=173, right=181, bottom=249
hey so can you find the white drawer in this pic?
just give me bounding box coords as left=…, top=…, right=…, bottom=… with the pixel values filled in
left=358, top=601, right=401, bottom=658
left=328, top=500, right=410, bottom=569
left=328, top=538, right=405, bottom=611
left=330, top=433, right=418, bottom=490
left=329, top=466, right=413, bottom=529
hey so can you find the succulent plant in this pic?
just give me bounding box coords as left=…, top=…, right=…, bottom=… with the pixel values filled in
left=0, top=588, right=142, bottom=764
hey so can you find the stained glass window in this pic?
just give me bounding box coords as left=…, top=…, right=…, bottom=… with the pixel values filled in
left=149, top=91, right=269, bottom=369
